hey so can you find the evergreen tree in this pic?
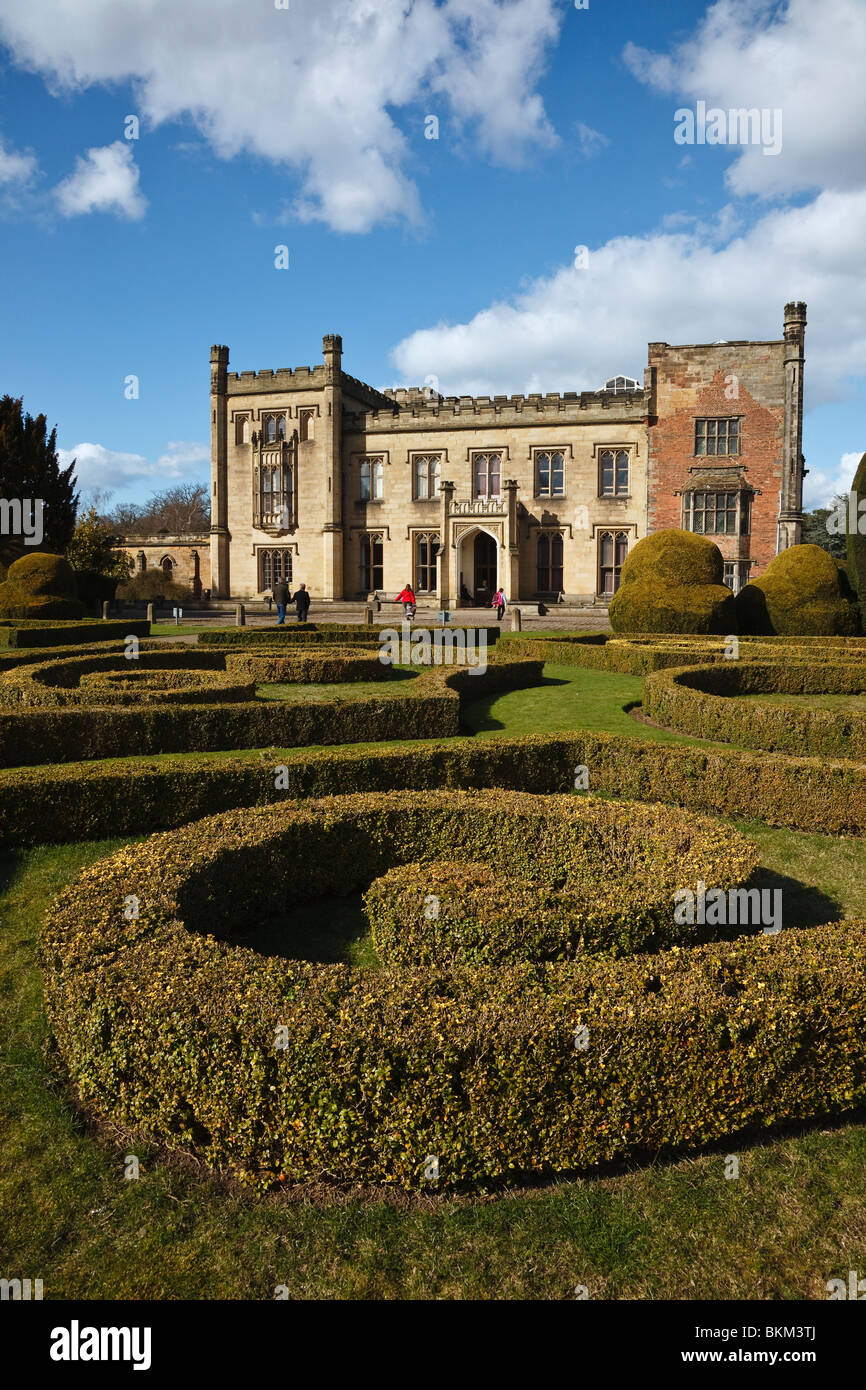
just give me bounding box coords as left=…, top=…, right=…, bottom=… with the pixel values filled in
left=0, top=395, right=79, bottom=551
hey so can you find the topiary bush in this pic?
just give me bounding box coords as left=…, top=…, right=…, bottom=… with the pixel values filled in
left=736, top=544, right=861, bottom=636
left=608, top=530, right=737, bottom=634
left=0, top=551, right=84, bottom=620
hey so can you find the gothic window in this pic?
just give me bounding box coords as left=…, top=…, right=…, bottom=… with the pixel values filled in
left=599, top=449, right=630, bottom=497
left=265, top=416, right=277, bottom=443
left=259, top=463, right=293, bottom=526
left=473, top=453, right=501, bottom=498
left=695, top=418, right=740, bottom=456
left=277, top=416, right=286, bottom=441
left=259, top=549, right=293, bottom=591
left=360, top=533, right=384, bottom=591
left=414, top=455, right=441, bottom=500
left=235, top=415, right=250, bottom=445
left=535, top=451, right=565, bottom=497
left=683, top=490, right=748, bottom=535
left=136, top=551, right=146, bottom=573
left=298, top=409, right=315, bottom=442
left=723, top=561, right=751, bottom=594
left=360, top=457, right=384, bottom=500
left=536, top=533, right=564, bottom=593
left=599, top=530, right=629, bottom=595
left=415, top=533, right=440, bottom=592
left=160, top=556, right=173, bottom=577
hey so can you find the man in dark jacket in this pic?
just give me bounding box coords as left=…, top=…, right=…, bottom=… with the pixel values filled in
left=273, top=576, right=290, bottom=624
left=291, top=582, right=311, bottom=622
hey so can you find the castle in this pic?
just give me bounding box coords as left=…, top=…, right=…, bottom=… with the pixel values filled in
left=202, top=302, right=806, bottom=604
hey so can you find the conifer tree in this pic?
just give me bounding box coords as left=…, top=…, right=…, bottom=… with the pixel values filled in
left=0, top=395, right=79, bottom=551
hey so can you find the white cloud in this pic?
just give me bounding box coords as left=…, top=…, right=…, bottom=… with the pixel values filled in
left=54, top=141, right=147, bottom=219
left=574, top=122, right=609, bottom=158
left=623, top=0, right=866, bottom=199
left=58, top=440, right=208, bottom=490
left=0, top=134, right=38, bottom=185
left=391, top=188, right=866, bottom=409
left=803, top=451, right=865, bottom=511
left=0, top=0, right=561, bottom=234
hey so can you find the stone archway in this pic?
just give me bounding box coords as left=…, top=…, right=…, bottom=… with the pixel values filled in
left=457, top=526, right=499, bottom=605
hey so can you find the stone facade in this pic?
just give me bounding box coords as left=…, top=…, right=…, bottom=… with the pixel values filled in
left=208, top=304, right=805, bottom=602
left=117, top=534, right=211, bottom=597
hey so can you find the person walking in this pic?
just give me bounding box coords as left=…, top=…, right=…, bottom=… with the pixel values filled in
left=396, top=583, right=416, bottom=619
left=290, top=582, right=311, bottom=623
left=273, top=575, right=290, bottom=625
left=492, top=586, right=506, bottom=621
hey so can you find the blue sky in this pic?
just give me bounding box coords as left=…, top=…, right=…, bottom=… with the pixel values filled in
left=0, top=0, right=864, bottom=510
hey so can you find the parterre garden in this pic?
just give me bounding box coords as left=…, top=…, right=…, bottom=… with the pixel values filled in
left=1, top=535, right=865, bottom=1298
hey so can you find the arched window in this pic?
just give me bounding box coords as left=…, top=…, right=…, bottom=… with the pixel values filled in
left=414, top=455, right=441, bottom=500
left=415, top=533, right=440, bottom=592
left=276, top=416, right=286, bottom=440
left=360, top=533, right=384, bottom=591
left=360, top=457, right=384, bottom=500
left=265, top=416, right=277, bottom=443
left=473, top=453, right=501, bottom=498
left=536, top=533, right=564, bottom=593
left=599, top=449, right=630, bottom=497
left=599, top=531, right=629, bottom=595
left=136, top=551, right=146, bottom=573
left=160, top=556, right=173, bottom=577
left=235, top=415, right=250, bottom=445
left=298, top=409, right=314, bottom=442
left=259, top=549, right=293, bottom=592
left=536, top=451, right=565, bottom=497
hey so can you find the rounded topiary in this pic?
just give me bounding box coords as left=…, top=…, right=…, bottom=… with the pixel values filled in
left=736, top=544, right=861, bottom=636
left=0, top=551, right=84, bottom=619
left=608, top=529, right=737, bottom=634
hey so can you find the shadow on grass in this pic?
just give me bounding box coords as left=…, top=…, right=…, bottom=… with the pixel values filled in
left=462, top=674, right=571, bottom=733
left=745, top=867, right=844, bottom=930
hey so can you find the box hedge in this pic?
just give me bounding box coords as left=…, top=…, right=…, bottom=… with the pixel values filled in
left=0, top=618, right=150, bottom=648
left=48, top=789, right=856, bottom=1192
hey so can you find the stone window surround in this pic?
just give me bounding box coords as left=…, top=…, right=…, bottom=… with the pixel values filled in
left=409, top=450, right=445, bottom=502
left=413, top=529, right=441, bottom=593
left=469, top=447, right=509, bottom=500
left=694, top=416, right=742, bottom=457
left=592, top=442, right=634, bottom=499
left=532, top=445, right=573, bottom=499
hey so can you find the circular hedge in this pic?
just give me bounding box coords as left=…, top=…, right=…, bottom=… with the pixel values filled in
left=49, top=788, right=865, bottom=1192
left=643, top=659, right=866, bottom=757
left=0, top=652, right=254, bottom=707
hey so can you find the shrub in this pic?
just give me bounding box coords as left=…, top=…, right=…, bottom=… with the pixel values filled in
left=0, top=619, right=150, bottom=649
left=47, top=789, right=848, bottom=1193
left=0, top=650, right=250, bottom=707
left=608, top=530, right=737, bottom=634
left=366, top=834, right=757, bottom=968
left=0, top=657, right=542, bottom=766
left=0, top=551, right=84, bottom=620
left=736, top=544, right=861, bottom=636
left=197, top=624, right=500, bottom=648
left=116, top=569, right=194, bottom=603
left=642, top=660, right=866, bottom=757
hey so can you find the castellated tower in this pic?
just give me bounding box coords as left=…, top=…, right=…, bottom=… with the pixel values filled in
left=778, top=301, right=807, bottom=551
left=209, top=344, right=230, bottom=598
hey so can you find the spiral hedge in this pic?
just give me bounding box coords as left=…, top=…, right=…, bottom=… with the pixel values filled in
left=643, top=660, right=866, bottom=757
left=47, top=788, right=839, bottom=1191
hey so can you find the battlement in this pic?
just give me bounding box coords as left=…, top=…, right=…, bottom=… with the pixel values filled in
left=225, top=364, right=327, bottom=393
left=344, top=386, right=647, bottom=432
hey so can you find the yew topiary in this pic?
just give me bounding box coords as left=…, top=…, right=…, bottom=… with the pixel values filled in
left=0, top=551, right=84, bottom=619
left=736, top=544, right=860, bottom=636
left=608, top=529, right=737, bottom=634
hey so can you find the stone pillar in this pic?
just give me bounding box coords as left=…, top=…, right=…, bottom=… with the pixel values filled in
left=101, top=600, right=110, bottom=619
left=439, top=481, right=455, bottom=606
left=210, top=345, right=231, bottom=597
left=510, top=607, right=522, bottom=631
left=146, top=602, right=154, bottom=625
left=321, top=333, right=344, bottom=599
left=503, top=479, right=520, bottom=600
left=779, top=302, right=807, bottom=551
left=363, top=605, right=374, bottom=625
left=235, top=603, right=245, bottom=627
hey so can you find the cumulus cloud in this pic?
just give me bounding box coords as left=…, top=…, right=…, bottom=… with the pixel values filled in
left=58, top=439, right=208, bottom=491
left=54, top=141, right=147, bottom=219
left=623, top=0, right=866, bottom=199
left=0, top=134, right=38, bottom=185
left=0, top=0, right=562, bottom=233
left=803, top=451, right=864, bottom=512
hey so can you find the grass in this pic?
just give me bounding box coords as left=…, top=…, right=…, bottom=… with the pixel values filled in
left=256, top=669, right=418, bottom=703
left=741, top=692, right=866, bottom=711
left=1, top=654, right=865, bottom=1298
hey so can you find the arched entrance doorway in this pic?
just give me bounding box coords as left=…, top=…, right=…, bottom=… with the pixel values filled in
left=458, top=528, right=498, bottom=605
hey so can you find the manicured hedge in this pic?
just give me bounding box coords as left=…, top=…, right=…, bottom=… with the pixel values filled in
left=0, top=651, right=252, bottom=707
left=366, top=838, right=756, bottom=967
left=47, top=789, right=850, bottom=1192
left=508, top=632, right=866, bottom=676
left=224, top=649, right=392, bottom=684
left=0, top=618, right=150, bottom=648
left=197, top=623, right=501, bottom=648
left=643, top=661, right=866, bottom=757
left=0, top=658, right=542, bottom=766
left=6, top=725, right=866, bottom=848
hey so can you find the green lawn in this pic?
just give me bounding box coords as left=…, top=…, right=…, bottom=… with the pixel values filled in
left=2, top=656, right=864, bottom=1299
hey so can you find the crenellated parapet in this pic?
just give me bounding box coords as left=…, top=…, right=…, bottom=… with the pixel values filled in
left=345, top=386, right=647, bottom=432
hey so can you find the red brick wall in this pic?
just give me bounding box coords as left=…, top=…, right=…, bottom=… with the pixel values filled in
left=647, top=343, right=786, bottom=578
